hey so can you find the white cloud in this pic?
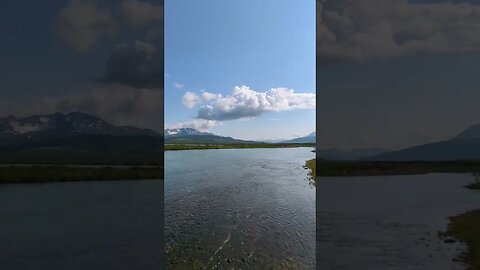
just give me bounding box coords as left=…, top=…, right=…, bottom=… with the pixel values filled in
left=195, top=86, right=315, bottom=121
left=169, top=119, right=218, bottom=132
left=182, top=91, right=201, bottom=109
left=173, top=82, right=184, bottom=89
left=201, top=91, right=222, bottom=101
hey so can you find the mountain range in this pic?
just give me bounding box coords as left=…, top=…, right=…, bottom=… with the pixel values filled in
left=316, top=148, right=387, bottom=161
left=164, top=128, right=259, bottom=144
left=365, top=125, right=480, bottom=161
left=0, top=112, right=162, bottom=164
left=164, top=128, right=316, bottom=144
left=281, top=132, right=316, bottom=143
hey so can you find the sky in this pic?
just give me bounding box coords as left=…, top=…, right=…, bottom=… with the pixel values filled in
left=165, top=0, right=316, bottom=141
left=0, top=0, right=163, bottom=130
left=317, top=0, right=480, bottom=150
left=5, top=0, right=478, bottom=149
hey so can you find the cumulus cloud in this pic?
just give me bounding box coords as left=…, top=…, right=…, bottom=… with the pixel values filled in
left=119, top=0, right=163, bottom=27
left=58, top=0, right=116, bottom=52
left=101, top=40, right=162, bottom=88
left=182, top=91, right=201, bottom=109
left=317, top=0, right=480, bottom=60
left=183, top=86, right=315, bottom=121
left=169, top=119, right=218, bottom=132
left=200, top=92, right=222, bottom=101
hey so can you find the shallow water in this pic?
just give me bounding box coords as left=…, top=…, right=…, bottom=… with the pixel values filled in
left=317, top=173, right=480, bottom=270
left=0, top=180, right=163, bottom=270
left=165, top=147, right=316, bottom=269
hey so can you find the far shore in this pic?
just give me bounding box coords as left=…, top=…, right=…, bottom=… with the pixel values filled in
left=165, top=143, right=315, bottom=151
left=0, top=166, right=163, bottom=184
left=316, top=159, right=480, bottom=176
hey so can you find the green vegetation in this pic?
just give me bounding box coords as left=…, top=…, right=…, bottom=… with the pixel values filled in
left=443, top=210, right=480, bottom=270
left=316, top=160, right=480, bottom=176
left=466, top=183, right=480, bottom=190
left=304, top=159, right=316, bottom=182
left=165, top=143, right=315, bottom=151
left=0, top=166, right=163, bottom=184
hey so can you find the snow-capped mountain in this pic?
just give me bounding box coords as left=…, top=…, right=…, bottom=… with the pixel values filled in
left=164, top=128, right=213, bottom=138
left=164, top=127, right=258, bottom=144
left=0, top=112, right=159, bottom=143
left=0, top=112, right=163, bottom=164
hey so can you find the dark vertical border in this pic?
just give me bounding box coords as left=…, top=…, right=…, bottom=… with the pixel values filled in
left=315, top=0, right=321, bottom=269
left=160, top=1, right=165, bottom=269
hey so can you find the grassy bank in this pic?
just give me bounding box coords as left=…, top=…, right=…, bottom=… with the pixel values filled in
left=0, top=166, right=163, bottom=184
left=304, top=159, right=316, bottom=182
left=443, top=210, right=480, bottom=270
left=165, top=143, right=314, bottom=151
left=466, top=183, right=480, bottom=190
left=317, top=160, right=480, bottom=176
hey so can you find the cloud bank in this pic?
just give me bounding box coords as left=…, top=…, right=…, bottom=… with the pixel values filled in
left=182, top=86, right=315, bottom=121
left=318, top=0, right=480, bottom=60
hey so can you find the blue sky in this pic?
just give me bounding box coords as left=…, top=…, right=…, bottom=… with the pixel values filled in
left=165, top=0, right=315, bottom=141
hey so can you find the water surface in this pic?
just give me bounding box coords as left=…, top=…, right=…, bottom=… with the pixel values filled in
left=165, top=147, right=316, bottom=269
left=317, top=173, right=480, bottom=270
left=0, top=180, right=163, bottom=270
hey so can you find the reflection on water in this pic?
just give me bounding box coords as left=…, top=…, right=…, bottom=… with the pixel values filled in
left=165, top=148, right=316, bottom=269
left=317, top=173, right=480, bottom=270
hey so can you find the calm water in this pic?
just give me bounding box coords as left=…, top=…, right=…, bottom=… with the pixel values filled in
left=317, top=173, right=480, bottom=270
left=165, top=148, right=316, bottom=269
left=0, top=180, right=163, bottom=270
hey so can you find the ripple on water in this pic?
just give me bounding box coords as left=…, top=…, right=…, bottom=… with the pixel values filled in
left=165, top=148, right=315, bottom=269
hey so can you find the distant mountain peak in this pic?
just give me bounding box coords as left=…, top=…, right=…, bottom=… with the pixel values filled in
left=0, top=112, right=160, bottom=143
left=164, top=127, right=213, bottom=137
left=281, top=131, right=316, bottom=144
left=164, top=127, right=261, bottom=144
left=454, top=124, right=480, bottom=141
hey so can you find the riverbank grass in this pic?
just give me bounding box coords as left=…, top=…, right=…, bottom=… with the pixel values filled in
left=317, top=160, right=480, bottom=176
left=0, top=166, right=163, bottom=183
left=304, top=159, right=316, bottom=183
left=444, top=210, right=480, bottom=270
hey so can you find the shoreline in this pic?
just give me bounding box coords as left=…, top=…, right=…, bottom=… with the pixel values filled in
left=0, top=166, right=163, bottom=184
left=443, top=210, right=480, bottom=269
left=316, top=159, right=480, bottom=176
left=304, top=159, right=316, bottom=183
left=165, top=143, right=315, bottom=151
